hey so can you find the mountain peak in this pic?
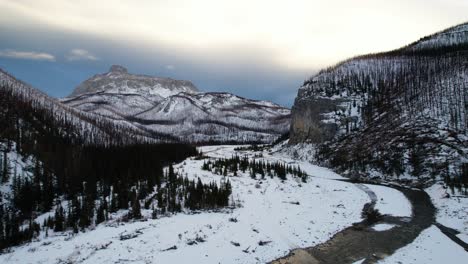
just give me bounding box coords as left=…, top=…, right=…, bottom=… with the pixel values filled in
left=69, top=66, right=198, bottom=97
left=109, top=65, right=128, bottom=74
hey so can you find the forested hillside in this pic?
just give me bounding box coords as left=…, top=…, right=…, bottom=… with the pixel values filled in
left=0, top=70, right=231, bottom=250
left=290, top=22, right=468, bottom=183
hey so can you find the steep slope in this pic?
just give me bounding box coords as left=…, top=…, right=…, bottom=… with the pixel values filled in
left=63, top=66, right=291, bottom=143
left=407, top=22, right=468, bottom=51
left=289, top=22, right=468, bottom=181
left=0, top=68, right=198, bottom=249
left=0, top=68, right=166, bottom=145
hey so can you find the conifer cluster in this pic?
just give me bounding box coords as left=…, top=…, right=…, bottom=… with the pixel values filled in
left=202, top=155, right=307, bottom=182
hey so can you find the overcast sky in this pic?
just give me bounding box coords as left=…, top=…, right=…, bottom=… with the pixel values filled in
left=0, top=0, right=466, bottom=106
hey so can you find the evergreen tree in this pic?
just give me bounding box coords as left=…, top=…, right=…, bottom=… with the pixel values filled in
left=96, top=199, right=106, bottom=225
left=409, top=143, right=424, bottom=178
left=1, top=150, right=9, bottom=183
left=131, top=191, right=142, bottom=219
left=151, top=205, right=158, bottom=219
left=54, top=203, right=65, bottom=232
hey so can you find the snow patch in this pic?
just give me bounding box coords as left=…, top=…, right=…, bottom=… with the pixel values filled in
left=372, top=223, right=397, bottom=231
left=378, top=225, right=468, bottom=264
left=364, top=184, right=412, bottom=217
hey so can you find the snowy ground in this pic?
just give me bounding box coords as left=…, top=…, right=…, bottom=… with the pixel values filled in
left=378, top=225, right=468, bottom=264
left=3, top=145, right=465, bottom=263
left=363, top=184, right=412, bottom=217
left=0, top=145, right=369, bottom=264
left=425, top=182, right=468, bottom=243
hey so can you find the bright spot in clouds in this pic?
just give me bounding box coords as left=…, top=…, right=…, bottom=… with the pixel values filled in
left=66, top=49, right=98, bottom=61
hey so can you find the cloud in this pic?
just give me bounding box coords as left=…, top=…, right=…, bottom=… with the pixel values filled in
left=0, top=49, right=55, bottom=61
left=165, top=65, right=175, bottom=70
left=1, top=0, right=466, bottom=70
left=66, top=49, right=98, bottom=61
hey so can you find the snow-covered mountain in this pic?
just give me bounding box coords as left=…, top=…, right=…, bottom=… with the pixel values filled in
left=63, top=66, right=291, bottom=143
left=71, top=65, right=198, bottom=98
left=289, top=22, right=468, bottom=181
left=0, top=68, right=162, bottom=145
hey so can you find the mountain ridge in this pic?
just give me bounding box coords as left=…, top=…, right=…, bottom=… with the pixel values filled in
left=0, top=68, right=173, bottom=144
left=64, top=66, right=291, bottom=143
left=289, top=22, right=468, bottom=181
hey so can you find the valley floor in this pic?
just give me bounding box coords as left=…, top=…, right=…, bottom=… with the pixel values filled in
left=425, top=183, right=468, bottom=244
left=0, top=145, right=467, bottom=263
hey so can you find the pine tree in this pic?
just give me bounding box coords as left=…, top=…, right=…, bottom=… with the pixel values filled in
left=96, top=199, right=106, bottom=225
left=1, top=150, right=9, bottom=183
left=250, top=169, right=256, bottom=179
left=409, top=143, right=423, bottom=178
left=151, top=205, right=157, bottom=219
left=110, top=190, right=118, bottom=213
left=54, top=203, right=65, bottom=232
left=131, top=191, right=142, bottom=219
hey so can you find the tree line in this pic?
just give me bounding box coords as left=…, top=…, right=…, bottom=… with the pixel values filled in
left=202, top=155, right=307, bottom=182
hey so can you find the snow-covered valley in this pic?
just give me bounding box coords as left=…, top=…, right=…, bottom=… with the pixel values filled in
left=1, top=145, right=466, bottom=263
left=1, top=7, right=467, bottom=264
left=0, top=145, right=369, bottom=263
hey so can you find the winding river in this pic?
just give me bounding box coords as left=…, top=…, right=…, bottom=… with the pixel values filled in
left=272, top=182, right=438, bottom=264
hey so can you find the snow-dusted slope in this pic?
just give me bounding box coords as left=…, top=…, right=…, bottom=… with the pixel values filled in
left=407, top=22, right=468, bottom=51
left=0, top=68, right=163, bottom=145
left=289, top=21, right=468, bottom=180
left=133, top=92, right=290, bottom=143
left=63, top=67, right=291, bottom=143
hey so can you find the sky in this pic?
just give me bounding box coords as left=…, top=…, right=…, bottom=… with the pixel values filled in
left=0, top=0, right=466, bottom=107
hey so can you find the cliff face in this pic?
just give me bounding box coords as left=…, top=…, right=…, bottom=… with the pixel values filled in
left=289, top=22, right=468, bottom=179
left=290, top=96, right=340, bottom=143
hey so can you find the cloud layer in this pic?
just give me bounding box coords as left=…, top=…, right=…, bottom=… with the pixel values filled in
left=1, top=0, right=467, bottom=70
left=0, top=49, right=55, bottom=61
left=0, top=0, right=466, bottom=106
left=66, top=49, right=98, bottom=61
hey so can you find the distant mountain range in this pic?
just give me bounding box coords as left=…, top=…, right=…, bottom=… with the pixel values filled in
left=0, top=68, right=159, bottom=145
left=289, top=22, right=468, bottom=180
left=62, top=65, right=290, bottom=143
